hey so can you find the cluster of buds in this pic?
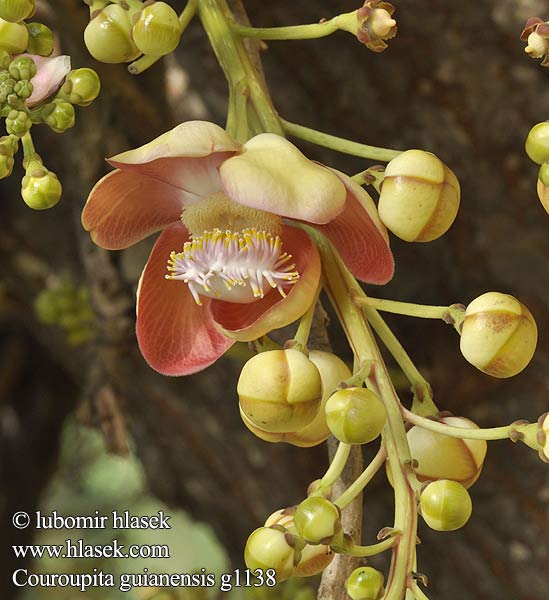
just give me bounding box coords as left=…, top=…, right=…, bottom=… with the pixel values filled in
left=336, top=1, right=397, bottom=52
left=0, top=0, right=54, bottom=56
left=84, top=0, right=183, bottom=65
left=521, top=17, right=549, bottom=66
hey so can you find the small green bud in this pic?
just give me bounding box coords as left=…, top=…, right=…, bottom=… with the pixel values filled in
left=44, top=100, right=75, bottom=133
left=345, top=567, right=385, bottom=600
left=0, top=135, right=16, bottom=178
left=84, top=4, right=140, bottom=64
left=21, top=159, right=62, bottom=209
left=244, top=526, right=297, bottom=582
left=6, top=108, right=31, bottom=136
left=25, top=21, right=54, bottom=56
left=419, top=480, right=472, bottom=532
left=9, top=54, right=36, bottom=80
left=293, top=497, right=341, bottom=545
left=0, top=17, right=29, bottom=53
left=0, top=74, right=15, bottom=103
left=538, top=162, right=549, bottom=187
left=13, top=78, right=32, bottom=99
left=131, top=1, right=182, bottom=57
left=525, top=122, right=549, bottom=165
left=0, top=0, right=35, bottom=23
left=0, top=48, right=10, bottom=68
left=325, top=387, right=386, bottom=445
left=59, top=68, right=100, bottom=106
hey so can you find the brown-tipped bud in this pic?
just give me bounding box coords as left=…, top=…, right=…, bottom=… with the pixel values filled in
left=460, top=292, right=537, bottom=378
left=521, top=18, right=549, bottom=66
left=356, top=1, right=397, bottom=52
left=346, top=566, right=385, bottom=600
left=420, top=480, right=472, bottom=531
left=237, top=349, right=322, bottom=433
left=244, top=527, right=297, bottom=582
left=378, top=149, right=460, bottom=242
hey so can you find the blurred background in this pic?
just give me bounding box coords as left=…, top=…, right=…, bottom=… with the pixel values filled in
left=1, top=0, right=548, bottom=598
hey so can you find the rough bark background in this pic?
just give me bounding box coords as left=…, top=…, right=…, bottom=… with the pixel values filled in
left=1, top=0, right=548, bottom=598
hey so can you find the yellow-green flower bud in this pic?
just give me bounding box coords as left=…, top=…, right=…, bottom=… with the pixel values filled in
left=0, top=0, right=35, bottom=23
left=237, top=349, right=322, bottom=433
left=345, top=566, right=385, bottom=600
left=294, top=497, right=341, bottom=545
left=378, top=149, right=460, bottom=242
left=14, top=79, right=32, bottom=99
left=419, top=480, right=472, bottom=531
left=21, top=159, right=62, bottom=209
left=84, top=4, right=140, bottom=64
left=25, top=22, right=54, bottom=56
left=525, top=122, right=549, bottom=165
left=0, top=48, right=10, bottom=68
left=6, top=108, right=31, bottom=136
left=44, top=100, right=75, bottom=133
left=59, top=68, right=100, bottom=106
left=537, top=412, right=549, bottom=464
left=131, top=1, right=182, bottom=57
left=244, top=527, right=297, bottom=582
left=0, top=17, right=29, bottom=53
left=537, top=176, right=549, bottom=215
left=325, top=387, right=386, bottom=444
left=401, top=417, right=487, bottom=488
left=460, top=292, right=537, bottom=378
left=9, top=55, right=36, bottom=80
left=0, top=135, right=16, bottom=179
left=539, top=162, right=549, bottom=187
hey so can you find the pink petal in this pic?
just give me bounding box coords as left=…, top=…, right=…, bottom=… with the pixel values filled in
left=313, top=170, right=394, bottom=284
left=136, top=223, right=233, bottom=375
left=82, top=170, right=191, bottom=250
left=210, top=226, right=321, bottom=341
left=26, top=54, right=71, bottom=107
left=107, top=121, right=242, bottom=195
left=219, top=134, right=346, bottom=224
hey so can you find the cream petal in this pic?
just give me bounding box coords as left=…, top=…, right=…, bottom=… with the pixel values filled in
left=27, top=54, right=71, bottom=107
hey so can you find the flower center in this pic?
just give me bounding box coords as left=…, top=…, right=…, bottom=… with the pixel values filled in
left=166, top=228, right=299, bottom=305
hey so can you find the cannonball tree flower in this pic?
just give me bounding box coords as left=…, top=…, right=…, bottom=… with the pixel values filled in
left=82, top=121, right=394, bottom=375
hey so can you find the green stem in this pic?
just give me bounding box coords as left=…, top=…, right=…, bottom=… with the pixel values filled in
left=342, top=535, right=397, bottom=557
left=231, top=19, right=340, bottom=41
left=318, top=442, right=352, bottom=490
left=351, top=166, right=385, bottom=192
left=293, top=285, right=321, bottom=348
left=357, top=301, right=438, bottom=417
left=21, top=131, right=37, bottom=167
left=281, top=118, right=401, bottom=162
left=408, top=579, right=431, bottom=600
left=335, top=445, right=386, bottom=509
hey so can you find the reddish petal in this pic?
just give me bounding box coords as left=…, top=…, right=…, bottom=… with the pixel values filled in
left=136, top=223, right=233, bottom=375
left=314, top=171, right=395, bottom=284
left=82, top=170, right=192, bottom=250
left=210, top=226, right=321, bottom=341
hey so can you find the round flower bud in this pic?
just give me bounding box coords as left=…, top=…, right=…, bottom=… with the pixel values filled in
left=419, top=480, right=472, bottom=531
left=325, top=387, right=386, bottom=444
left=14, top=79, right=32, bottom=99
left=21, top=160, right=62, bottom=209
left=460, top=292, right=537, bottom=378
left=293, top=497, right=341, bottom=545
left=537, top=177, right=549, bottom=215
left=0, top=17, right=29, bottom=54
left=244, top=527, right=297, bottom=582
left=9, top=55, right=36, bottom=81
left=237, top=349, right=322, bottom=433
left=345, top=566, right=385, bottom=600
left=44, top=100, right=75, bottom=133
left=538, top=412, right=549, bottom=464
left=525, top=122, right=549, bottom=165
left=59, top=68, right=100, bottom=106
left=84, top=4, right=141, bottom=64
left=378, top=149, right=460, bottom=242
left=0, top=0, right=35, bottom=23
left=5, top=108, right=31, bottom=136
left=25, top=22, right=54, bottom=56
left=0, top=140, right=15, bottom=178
left=399, top=417, right=487, bottom=488
left=539, top=162, right=549, bottom=188
left=131, top=1, right=182, bottom=57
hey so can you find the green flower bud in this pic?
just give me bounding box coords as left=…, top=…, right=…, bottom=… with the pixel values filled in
left=13, top=78, right=32, bottom=99
left=537, top=177, right=549, bottom=215
left=21, top=159, right=62, bottom=209
left=237, top=349, right=322, bottom=433
left=25, top=22, right=54, bottom=56
left=539, top=162, right=549, bottom=188
left=0, top=0, right=35, bottom=23
left=0, top=17, right=29, bottom=53
left=0, top=136, right=16, bottom=178
left=84, top=4, right=141, bottom=64
left=325, top=387, right=386, bottom=444
left=9, top=55, right=36, bottom=80
left=131, top=1, right=182, bottom=57
left=44, top=100, right=75, bottom=133
left=244, top=527, right=298, bottom=582
left=6, top=108, right=31, bottom=136
left=0, top=48, right=10, bottom=68
left=460, top=292, right=537, bottom=378
left=419, top=480, right=472, bottom=531
left=345, top=566, right=385, bottom=600
left=525, top=122, right=549, bottom=165
left=293, top=497, right=341, bottom=545
left=0, top=73, right=15, bottom=103
left=378, top=149, right=460, bottom=242
left=59, top=68, right=100, bottom=106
